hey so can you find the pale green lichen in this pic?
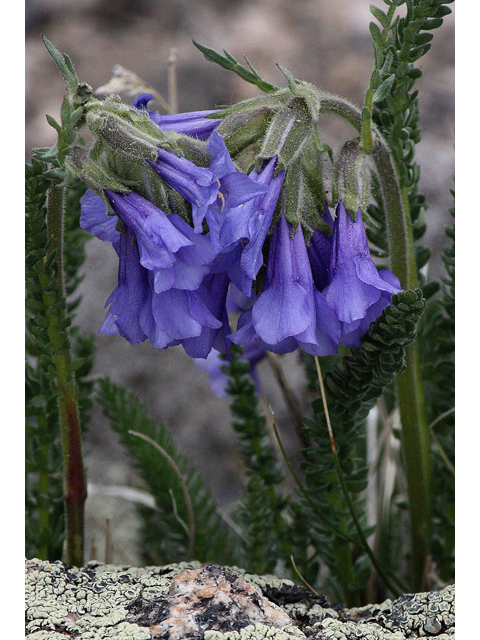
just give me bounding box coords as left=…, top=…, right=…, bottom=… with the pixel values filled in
left=204, top=622, right=306, bottom=640
left=25, top=558, right=202, bottom=638
left=282, top=601, right=339, bottom=625
left=314, top=616, right=406, bottom=639
left=25, top=558, right=455, bottom=640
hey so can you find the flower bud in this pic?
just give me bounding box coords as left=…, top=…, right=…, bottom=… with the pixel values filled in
left=332, top=140, right=364, bottom=217
left=66, top=146, right=130, bottom=197
left=257, top=97, right=314, bottom=171
left=215, top=106, right=275, bottom=170
left=86, top=110, right=165, bottom=162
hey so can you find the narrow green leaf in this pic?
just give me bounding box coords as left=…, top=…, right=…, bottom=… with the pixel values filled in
left=369, top=21, right=384, bottom=49
left=46, top=114, right=62, bottom=133
left=60, top=96, right=72, bottom=126
left=433, top=6, right=452, bottom=18
left=409, top=44, right=432, bottom=62
left=68, top=358, right=86, bottom=375
left=423, top=17, right=444, bottom=31
left=370, top=4, right=390, bottom=29
left=42, top=35, right=78, bottom=91
left=420, top=281, right=440, bottom=300
left=192, top=40, right=278, bottom=93
left=415, top=32, right=434, bottom=46
left=381, top=49, right=394, bottom=75
left=372, top=74, right=395, bottom=103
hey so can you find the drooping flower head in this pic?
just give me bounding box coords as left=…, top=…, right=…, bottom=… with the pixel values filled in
left=74, top=59, right=405, bottom=363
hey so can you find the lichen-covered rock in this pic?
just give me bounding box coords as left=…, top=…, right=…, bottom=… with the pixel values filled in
left=129, top=565, right=294, bottom=639
left=25, top=558, right=454, bottom=639
left=343, top=585, right=456, bottom=638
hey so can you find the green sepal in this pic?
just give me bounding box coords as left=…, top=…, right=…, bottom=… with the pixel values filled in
left=332, top=140, right=362, bottom=216
left=216, top=106, right=273, bottom=167
left=257, top=97, right=314, bottom=170
left=66, top=147, right=131, bottom=196
left=276, top=65, right=323, bottom=121
left=279, top=161, right=303, bottom=234
left=86, top=111, right=162, bottom=162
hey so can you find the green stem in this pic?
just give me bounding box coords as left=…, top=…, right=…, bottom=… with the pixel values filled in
left=316, top=94, right=431, bottom=591
left=37, top=436, right=51, bottom=560
left=44, top=183, right=86, bottom=567
left=334, top=538, right=360, bottom=607
left=361, top=89, right=374, bottom=153
left=373, top=156, right=431, bottom=592
left=396, top=344, right=431, bottom=590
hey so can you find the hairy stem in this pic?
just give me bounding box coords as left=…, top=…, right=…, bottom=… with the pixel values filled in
left=44, top=183, right=86, bottom=567
left=373, top=156, right=431, bottom=592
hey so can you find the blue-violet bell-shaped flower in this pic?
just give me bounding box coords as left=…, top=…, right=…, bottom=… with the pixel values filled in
left=215, top=156, right=286, bottom=297
left=104, top=190, right=218, bottom=293
left=80, top=189, right=227, bottom=356
left=230, top=215, right=340, bottom=356
left=79, top=191, right=150, bottom=344
left=98, top=225, right=152, bottom=345
left=323, top=200, right=401, bottom=347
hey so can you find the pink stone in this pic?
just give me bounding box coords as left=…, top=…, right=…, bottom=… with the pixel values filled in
left=149, top=565, right=293, bottom=639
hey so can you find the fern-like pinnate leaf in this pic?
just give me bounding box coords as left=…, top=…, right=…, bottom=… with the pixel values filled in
left=223, top=345, right=291, bottom=575
left=96, top=377, right=241, bottom=566
left=367, top=0, right=453, bottom=294
left=418, top=192, right=455, bottom=583
left=301, top=289, right=426, bottom=598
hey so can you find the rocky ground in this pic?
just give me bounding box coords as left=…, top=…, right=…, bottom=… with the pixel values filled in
left=25, top=0, right=455, bottom=567
left=25, top=559, right=455, bottom=639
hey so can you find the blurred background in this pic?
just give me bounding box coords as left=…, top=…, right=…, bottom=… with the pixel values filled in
left=26, top=0, right=454, bottom=567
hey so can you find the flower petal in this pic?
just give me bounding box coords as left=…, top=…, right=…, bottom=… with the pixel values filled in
left=80, top=189, right=119, bottom=249
left=134, top=93, right=221, bottom=140
left=106, top=190, right=193, bottom=272
left=99, top=228, right=150, bottom=344
left=252, top=216, right=316, bottom=344
left=324, top=202, right=383, bottom=323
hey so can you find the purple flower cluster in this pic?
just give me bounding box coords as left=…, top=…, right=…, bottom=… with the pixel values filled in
left=80, top=102, right=401, bottom=365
